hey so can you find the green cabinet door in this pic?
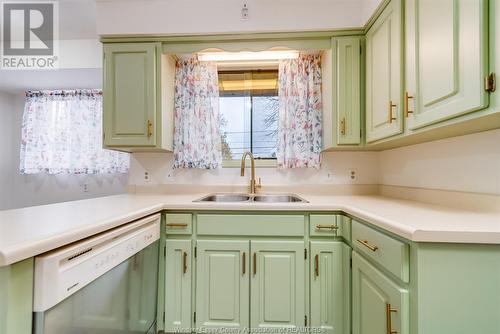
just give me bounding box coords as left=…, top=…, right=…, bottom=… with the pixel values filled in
left=365, top=0, right=403, bottom=143
left=103, top=43, right=159, bottom=147
left=336, top=37, right=362, bottom=145
left=250, top=240, right=305, bottom=330
left=352, top=251, right=408, bottom=334
left=310, top=242, right=350, bottom=334
left=405, top=0, right=489, bottom=130
left=165, top=240, right=192, bottom=332
left=196, top=240, right=250, bottom=330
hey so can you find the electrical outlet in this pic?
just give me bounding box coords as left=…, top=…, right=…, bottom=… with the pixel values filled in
left=348, top=169, right=357, bottom=182
left=241, top=3, right=249, bottom=20
left=83, top=183, right=89, bottom=192
left=144, top=171, right=151, bottom=183
left=325, top=171, right=334, bottom=181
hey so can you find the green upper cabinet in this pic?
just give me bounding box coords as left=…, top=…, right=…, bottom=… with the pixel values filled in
left=323, top=37, right=363, bottom=150
left=365, top=0, right=403, bottom=143
left=352, top=251, right=409, bottom=334
left=336, top=37, right=362, bottom=145
left=103, top=42, right=175, bottom=151
left=250, top=240, right=305, bottom=330
left=405, top=0, right=489, bottom=130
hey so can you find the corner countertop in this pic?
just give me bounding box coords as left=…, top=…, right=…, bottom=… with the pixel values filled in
left=0, top=193, right=499, bottom=266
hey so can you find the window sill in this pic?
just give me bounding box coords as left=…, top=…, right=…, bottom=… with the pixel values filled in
left=222, top=159, right=277, bottom=168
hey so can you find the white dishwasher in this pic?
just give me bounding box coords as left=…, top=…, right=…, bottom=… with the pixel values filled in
left=33, top=214, right=161, bottom=334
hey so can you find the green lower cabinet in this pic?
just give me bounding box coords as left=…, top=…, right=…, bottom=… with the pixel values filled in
left=250, top=240, right=306, bottom=330
left=0, top=258, right=34, bottom=334
left=196, top=240, right=250, bottom=330
left=352, top=251, right=409, bottom=334
left=165, top=240, right=192, bottom=332
left=310, top=241, right=350, bottom=334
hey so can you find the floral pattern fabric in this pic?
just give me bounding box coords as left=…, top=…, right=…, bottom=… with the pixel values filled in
left=20, top=90, right=130, bottom=174
left=277, top=54, right=323, bottom=168
left=173, top=58, right=221, bottom=169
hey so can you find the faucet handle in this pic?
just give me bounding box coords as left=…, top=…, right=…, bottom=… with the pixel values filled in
left=256, top=177, right=262, bottom=189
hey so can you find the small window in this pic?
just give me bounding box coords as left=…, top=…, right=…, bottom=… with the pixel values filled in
left=219, top=70, right=278, bottom=162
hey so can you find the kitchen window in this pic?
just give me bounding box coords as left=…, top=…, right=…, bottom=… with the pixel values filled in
left=218, top=70, right=278, bottom=165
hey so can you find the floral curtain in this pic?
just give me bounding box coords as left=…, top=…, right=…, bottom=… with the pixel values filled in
left=173, top=58, right=221, bottom=169
left=20, top=90, right=130, bottom=174
left=277, top=54, right=323, bottom=169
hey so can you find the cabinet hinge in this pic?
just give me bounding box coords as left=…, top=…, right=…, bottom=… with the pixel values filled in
left=163, top=312, right=165, bottom=323
left=193, top=311, right=196, bottom=323
left=485, top=73, right=496, bottom=92
left=305, top=315, right=308, bottom=327
left=359, top=45, right=362, bottom=54
left=194, top=247, right=197, bottom=258
left=350, top=258, right=352, bottom=268
left=304, top=248, right=307, bottom=260
left=163, top=245, right=166, bottom=257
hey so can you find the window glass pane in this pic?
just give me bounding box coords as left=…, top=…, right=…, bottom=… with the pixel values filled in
left=218, top=70, right=278, bottom=161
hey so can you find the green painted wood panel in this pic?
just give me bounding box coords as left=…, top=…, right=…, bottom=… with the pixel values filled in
left=310, top=242, right=349, bottom=334
left=352, top=220, right=409, bottom=283
left=197, top=214, right=305, bottom=236
left=309, top=214, right=338, bottom=237
left=352, top=251, right=409, bottom=334
left=405, top=0, right=489, bottom=130
left=0, top=258, right=33, bottom=334
left=365, top=0, right=404, bottom=143
left=196, top=240, right=250, bottom=330
left=165, top=213, right=193, bottom=235
left=336, top=37, right=362, bottom=145
left=250, top=240, right=305, bottom=330
left=103, top=43, right=158, bottom=147
left=411, top=243, right=500, bottom=334
left=337, top=215, right=351, bottom=243
left=165, top=240, right=192, bottom=332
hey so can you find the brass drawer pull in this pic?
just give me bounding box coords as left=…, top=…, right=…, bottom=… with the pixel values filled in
left=242, top=252, right=246, bottom=275
left=147, top=120, right=153, bottom=137
left=356, top=239, right=379, bottom=252
left=314, top=254, right=319, bottom=277
left=316, top=224, right=338, bottom=230
left=183, top=252, right=188, bottom=274
left=340, top=117, right=346, bottom=135
left=386, top=303, right=398, bottom=334
left=166, top=223, right=188, bottom=228
left=404, top=92, right=414, bottom=117
left=253, top=252, right=257, bottom=275
left=388, top=100, right=397, bottom=123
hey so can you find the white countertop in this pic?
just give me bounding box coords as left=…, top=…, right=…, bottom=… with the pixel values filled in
left=0, top=193, right=499, bottom=266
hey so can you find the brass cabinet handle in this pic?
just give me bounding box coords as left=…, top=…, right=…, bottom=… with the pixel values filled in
left=147, top=120, right=153, bottom=137
left=388, top=101, right=397, bottom=123
left=405, top=92, right=414, bottom=117
left=340, top=117, right=346, bottom=135
left=386, top=303, right=398, bottom=334
left=183, top=252, right=188, bottom=274
left=242, top=252, right=246, bottom=275
left=253, top=252, right=257, bottom=275
left=316, top=224, right=339, bottom=230
left=314, top=254, right=319, bottom=277
left=356, top=239, right=379, bottom=252
left=166, top=223, right=188, bottom=228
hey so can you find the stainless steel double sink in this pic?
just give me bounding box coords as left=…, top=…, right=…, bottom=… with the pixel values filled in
left=194, top=193, right=308, bottom=203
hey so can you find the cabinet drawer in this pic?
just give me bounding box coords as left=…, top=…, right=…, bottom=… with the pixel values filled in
left=197, top=214, right=304, bottom=236
left=352, top=220, right=409, bottom=282
left=309, top=214, right=338, bottom=237
left=165, top=213, right=192, bottom=235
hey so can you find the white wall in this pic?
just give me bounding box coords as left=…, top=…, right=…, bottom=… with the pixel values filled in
left=0, top=93, right=127, bottom=209
left=96, top=0, right=383, bottom=36
left=128, top=151, right=380, bottom=186
left=379, top=129, right=500, bottom=195
left=0, top=92, right=15, bottom=210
